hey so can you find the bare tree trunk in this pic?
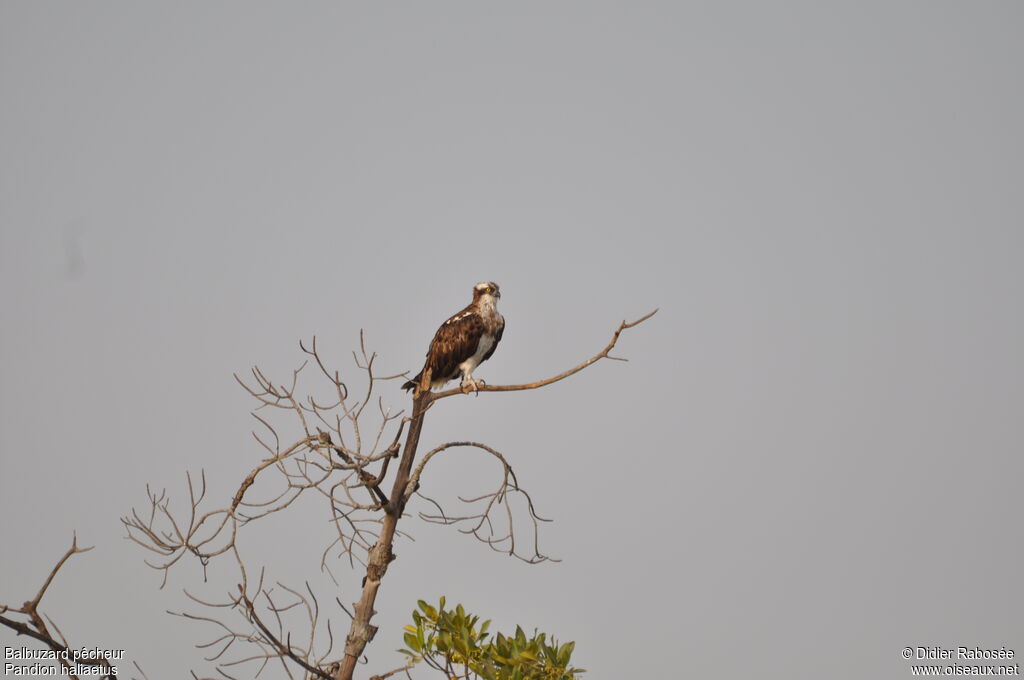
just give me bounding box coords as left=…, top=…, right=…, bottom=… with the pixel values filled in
left=337, top=390, right=429, bottom=680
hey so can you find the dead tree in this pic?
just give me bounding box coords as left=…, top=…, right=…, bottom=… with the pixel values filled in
left=122, top=310, right=656, bottom=680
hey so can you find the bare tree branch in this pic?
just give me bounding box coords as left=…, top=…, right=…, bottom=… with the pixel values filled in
left=368, top=662, right=415, bottom=680
left=430, top=309, right=658, bottom=400
left=407, top=441, right=554, bottom=563
left=125, top=337, right=404, bottom=679
left=0, top=535, right=118, bottom=679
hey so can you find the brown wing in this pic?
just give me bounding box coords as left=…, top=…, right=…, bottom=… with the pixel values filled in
left=424, top=309, right=484, bottom=383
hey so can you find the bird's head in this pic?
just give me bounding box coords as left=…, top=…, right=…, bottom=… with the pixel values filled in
left=473, top=281, right=501, bottom=301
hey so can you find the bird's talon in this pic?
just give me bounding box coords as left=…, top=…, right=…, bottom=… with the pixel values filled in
left=460, top=378, right=484, bottom=394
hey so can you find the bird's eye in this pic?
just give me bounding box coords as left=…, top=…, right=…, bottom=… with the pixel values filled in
left=485, top=287, right=492, bottom=293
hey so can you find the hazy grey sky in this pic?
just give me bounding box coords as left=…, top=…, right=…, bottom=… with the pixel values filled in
left=2, top=3, right=1022, bottom=678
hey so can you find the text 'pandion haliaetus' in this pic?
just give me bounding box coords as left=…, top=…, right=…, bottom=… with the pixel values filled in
left=402, top=282, right=505, bottom=393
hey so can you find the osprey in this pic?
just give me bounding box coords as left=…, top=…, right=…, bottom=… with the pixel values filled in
left=402, top=282, right=505, bottom=393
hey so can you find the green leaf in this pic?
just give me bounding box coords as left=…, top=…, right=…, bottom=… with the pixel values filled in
left=560, top=641, right=575, bottom=665
left=418, top=599, right=438, bottom=620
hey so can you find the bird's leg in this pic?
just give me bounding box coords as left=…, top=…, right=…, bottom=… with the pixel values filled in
left=460, top=374, right=484, bottom=394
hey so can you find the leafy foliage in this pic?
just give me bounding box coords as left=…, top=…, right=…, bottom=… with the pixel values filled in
left=399, top=597, right=585, bottom=680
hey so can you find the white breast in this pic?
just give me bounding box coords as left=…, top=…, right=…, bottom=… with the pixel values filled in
left=462, top=333, right=494, bottom=373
